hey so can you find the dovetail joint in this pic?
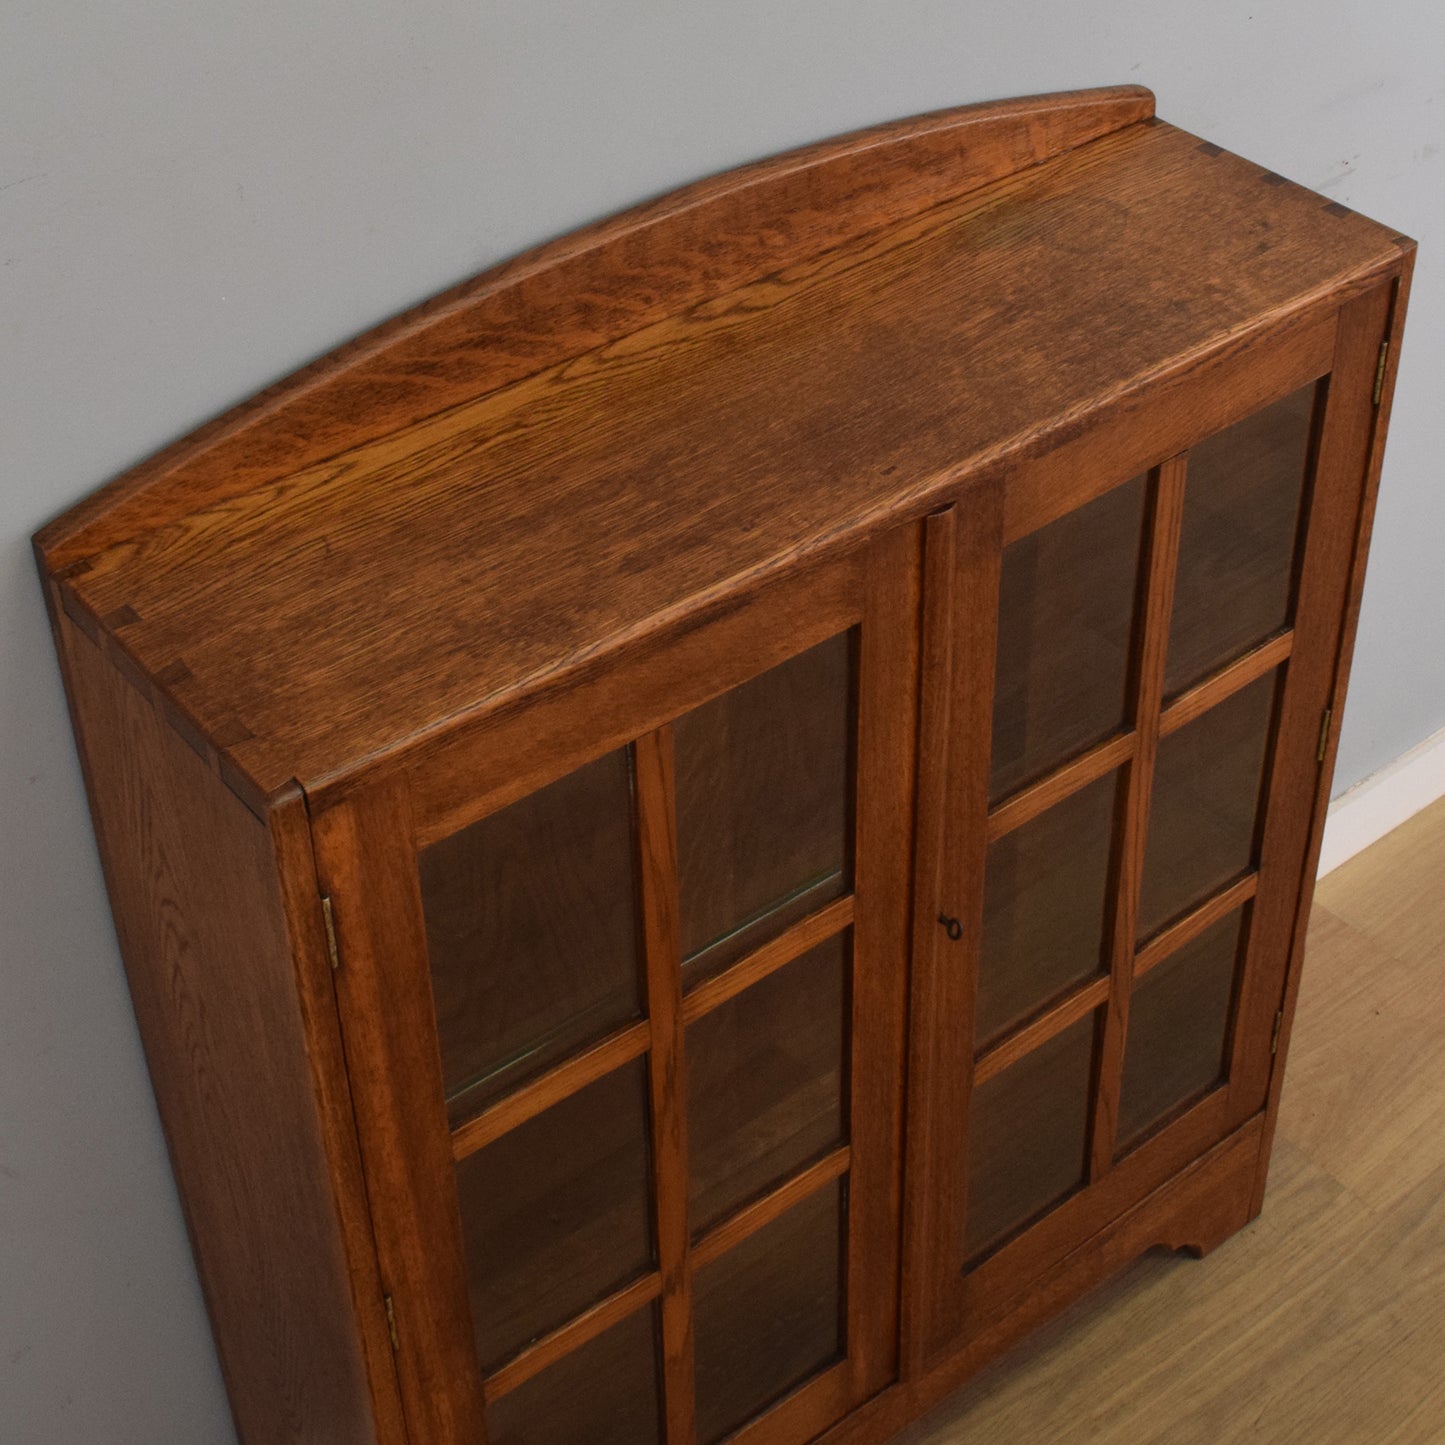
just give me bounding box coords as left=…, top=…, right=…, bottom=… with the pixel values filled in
left=384, top=1294, right=399, bottom=1351
left=1271, top=1010, right=1284, bottom=1056
left=1316, top=708, right=1333, bottom=765
left=1373, top=340, right=1389, bottom=406
left=321, top=896, right=340, bottom=971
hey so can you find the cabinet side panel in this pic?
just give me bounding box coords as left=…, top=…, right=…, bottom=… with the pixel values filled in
left=55, top=610, right=382, bottom=1445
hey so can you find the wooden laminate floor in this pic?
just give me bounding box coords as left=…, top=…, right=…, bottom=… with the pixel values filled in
left=906, top=795, right=1445, bottom=1445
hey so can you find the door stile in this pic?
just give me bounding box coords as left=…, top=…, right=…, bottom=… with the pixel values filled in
left=846, top=521, right=924, bottom=1397
left=901, top=482, right=1004, bottom=1366
left=1229, top=282, right=1396, bottom=1119
left=309, top=779, right=490, bottom=1445
left=1088, top=458, right=1186, bottom=1180
left=1249, top=264, right=1412, bottom=1215
left=898, top=506, right=957, bottom=1376
left=634, top=727, right=698, bottom=1444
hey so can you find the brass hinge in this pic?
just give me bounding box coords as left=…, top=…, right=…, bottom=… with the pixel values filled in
left=384, top=1294, right=399, bottom=1352
left=320, top=895, right=340, bottom=971
left=1316, top=707, right=1333, bottom=764
left=1373, top=340, right=1390, bottom=405
left=1271, top=1010, right=1285, bottom=1056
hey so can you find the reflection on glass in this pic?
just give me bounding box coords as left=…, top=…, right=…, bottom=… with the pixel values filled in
left=1137, top=671, right=1279, bottom=940
left=991, top=475, right=1146, bottom=801
left=1166, top=384, right=1316, bottom=696
left=693, top=1181, right=845, bottom=1444
left=485, top=1305, right=661, bottom=1445
left=419, top=749, right=642, bottom=1125
left=675, top=633, right=854, bottom=983
left=687, top=933, right=848, bottom=1233
left=979, top=770, right=1121, bottom=1046
left=965, top=1013, right=1095, bottom=1262
left=1119, top=911, right=1246, bottom=1148
left=455, top=1061, right=654, bottom=1372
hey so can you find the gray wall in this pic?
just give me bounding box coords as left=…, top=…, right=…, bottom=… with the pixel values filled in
left=3, top=4, right=1439, bottom=1440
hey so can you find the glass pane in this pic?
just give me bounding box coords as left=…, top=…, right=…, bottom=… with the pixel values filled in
left=1119, top=910, right=1247, bottom=1148
left=1137, top=670, right=1279, bottom=940
left=965, top=1013, right=1095, bottom=1262
left=979, top=770, right=1121, bottom=1047
left=675, top=632, right=854, bottom=982
left=455, top=1061, right=654, bottom=1372
left=991, top=474, right=1147, bottom=801
left=486, top=1305, right=661, bottom=1445
left=687, top=933, right=849, bottom=1233
left=419, top=748, right=642, bottom=1125
left=1166, top=384, right=1315, bottom=696
left=694, top=1180, right=845, bottom=1444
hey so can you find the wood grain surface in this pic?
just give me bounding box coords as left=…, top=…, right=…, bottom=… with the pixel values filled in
left=32, top=86, right=1418, bottom=1445
left=43, top=108, right=1408, bottom=812
left=50, top=609, right=389, bottom=1444
left=37, top=86, right=1153, bottom=574
left=892, top=801, right=1445, bottom=1445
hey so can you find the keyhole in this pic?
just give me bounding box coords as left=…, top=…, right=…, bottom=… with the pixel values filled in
left=937, top=912, right=963, bottom=942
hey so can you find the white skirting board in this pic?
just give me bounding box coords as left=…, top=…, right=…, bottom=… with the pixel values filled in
left=1317, top=724, right=1445, bottom=876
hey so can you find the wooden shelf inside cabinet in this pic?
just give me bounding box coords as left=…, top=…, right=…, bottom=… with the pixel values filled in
left=37, top=85, right=1413, bottom=1445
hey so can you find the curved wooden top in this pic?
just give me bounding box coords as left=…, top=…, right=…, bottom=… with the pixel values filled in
left=37, top=85, right=1153, bottom=571
left=38, top=86, right=1411, bottom=813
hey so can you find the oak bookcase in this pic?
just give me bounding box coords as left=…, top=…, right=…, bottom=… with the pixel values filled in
left=36, top=86, right=1413, bottom=1445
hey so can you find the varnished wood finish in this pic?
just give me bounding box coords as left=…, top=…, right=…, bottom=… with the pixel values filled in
left=1158, top=631, right=1295, bottom=739
left=893, top=810, right=1445, bottom=1445
left=483, top=1271, right=662, bottom=1403
left=987, top=731, right=1136, bottom=842
left=309, top=783, right=489, bottom=1443
left=49, top=608, right=391, bottom=1445
left=1252, top=255, right=1415, bottom=1219
left=634, top=728, right=698, bottom=1444
left=898, top=509, right=960, bottom=1377
left=38, top=86, right=1154, bottom=576
left=1133, top=874, right=1259, bottom=980
left=36, top=88, right=1415, bottom=1445
left=974, top=978, right=1113, bottom=1088
left=448, top=1018, right=652, bottom=1161
left=408, top=551, right=865, bottom=849
left=43, top=109, right=1407, bottom=816
left=691, top=1148, right=854, bottom=1274
left=1227, top=281, right=1397, bottom=1125
left=842, top=523, right=924, bottom=1403
left=903, top=484, right=1005, bottom=1365
left=821, top=1119, right=1265, bottom=1445
left=1091, top=458, right=1186, bottom=1179
left=682, top=895, right=856, bottom=1024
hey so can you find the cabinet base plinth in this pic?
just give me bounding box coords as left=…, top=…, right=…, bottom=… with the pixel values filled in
left=823, top=1116, right=1264, bottom=1444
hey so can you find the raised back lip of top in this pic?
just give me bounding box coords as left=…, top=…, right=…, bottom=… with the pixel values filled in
left=34, top=84, right=1156, bottom=578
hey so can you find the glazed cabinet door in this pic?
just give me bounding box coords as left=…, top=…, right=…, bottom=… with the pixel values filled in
left=311, top=532, right=920, bottom=1444
left=905, top=287, right=1395, bottom=1363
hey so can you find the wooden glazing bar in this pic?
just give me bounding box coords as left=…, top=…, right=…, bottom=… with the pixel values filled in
left=731, top=1361, right=853, bottom=1445
left=986, top=731, right=1137, bottom=843
left=482, top=1271, right=664, bottom=1402
left=1159, top=631, right=1294, bottom=738
left=691, top=1146, right=852, bottom=1272
left=449, top=1018, right=652, bottom=1162
left=681, top=894, right=856, bottom=1025
left=633, top=726, right=698, bottom=1445
left=1133, top=873, right=1259, bottom=980
left=972, top=977, right=1112, bottom=1088
left=1088, top=458, right=1187, bottom=1181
